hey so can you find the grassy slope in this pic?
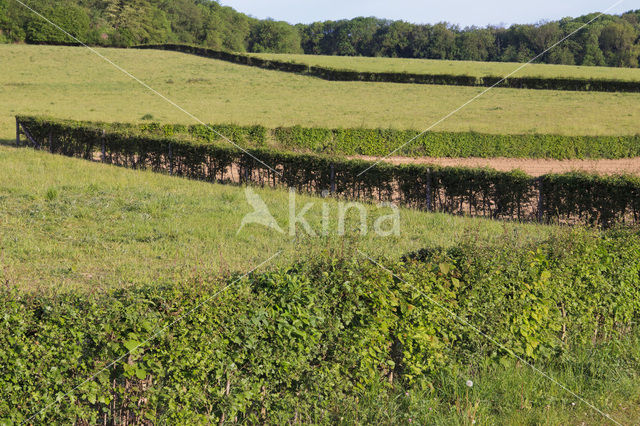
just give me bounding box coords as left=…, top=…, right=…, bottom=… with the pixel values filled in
left=0, top=145, right=556, bottom=292
left=249, top=51, right=640, bottom=81
left=1, top=45, right=640, bottom=140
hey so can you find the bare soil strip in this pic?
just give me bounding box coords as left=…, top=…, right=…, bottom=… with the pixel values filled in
left=355, top=156, right=640, bottom=177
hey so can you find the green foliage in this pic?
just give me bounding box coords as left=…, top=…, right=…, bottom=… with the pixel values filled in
left=0, top=0, right=8, bottom=43
left=269, top=125, right=640, bottom=159
left=599, top=20, right=640, bottom=67
left=185, top=123, right=267, bottom=147
left=2, top=230, right=640, bottom=422
left=1, top=0, right=251, bottom=49
left=539, top=173, right=640, bottom=226
left=136, top=43, right=640, bottom=93
left=248, top=20, right=303, bottom=54
left=45, top=187, right=58, bottom=201
left=25, top=2, right=89, bottom=44
left=102, top=0, right=171, bottom=46
left=411, top=229, right=640, bottom=361
left=17, top=115, right=640, bottom=227
left=1, top=0, right=640, bottom=67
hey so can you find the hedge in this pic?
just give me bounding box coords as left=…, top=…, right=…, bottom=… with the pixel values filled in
left=16, top=115, right=640, bottom=226
left=77, top=119, right=640, bottom=160
left=134, top=44, right=640, bottom=93
left=3, top=231, right=640, bottom=422
left=266, top=126, right=640, bottom=160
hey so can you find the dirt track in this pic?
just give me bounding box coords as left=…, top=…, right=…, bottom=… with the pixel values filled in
left=355, top=156, right=640, bottom=177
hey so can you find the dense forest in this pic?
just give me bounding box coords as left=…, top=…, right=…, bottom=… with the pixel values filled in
left=1, top=0, right=640, bottom=67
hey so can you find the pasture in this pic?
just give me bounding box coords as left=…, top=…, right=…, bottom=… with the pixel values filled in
left=249, top=51, right=640, bottom=81
left=0, top=145, right=556, bottom=292
left=1, top=44, right=640, bottom=142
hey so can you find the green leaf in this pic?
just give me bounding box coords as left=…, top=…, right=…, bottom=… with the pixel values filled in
left=135, top=366, right=147, bottom=380
left=439, top=263, right=451, bottom=275
left=124, top=340, right=142, bottom=352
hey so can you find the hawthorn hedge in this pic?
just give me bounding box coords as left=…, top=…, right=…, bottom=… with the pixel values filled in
left=140, top=121, right=640, bottom=160
left=16, top=115, right=640, bottom=226
left=3, top=230, right=640, bottom=422
left=134, top=44, right=640, bottom=93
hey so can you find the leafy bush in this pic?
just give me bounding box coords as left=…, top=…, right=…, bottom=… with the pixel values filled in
left=3, top=230, right=640, bottom=422
left=407, top=229, right=640, bottom=362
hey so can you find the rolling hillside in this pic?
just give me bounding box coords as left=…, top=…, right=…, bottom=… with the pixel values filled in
left=2, top=44, right=640, bottom=143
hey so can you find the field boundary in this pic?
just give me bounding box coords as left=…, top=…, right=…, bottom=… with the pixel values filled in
left=134, top=44, right=640, bottom=93
left=16, top=115, right=640, bottom=227
left=62, top=120, right=640, bottom=160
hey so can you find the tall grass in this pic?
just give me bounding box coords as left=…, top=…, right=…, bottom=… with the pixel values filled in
left=325, top=339, right=640, bottom=425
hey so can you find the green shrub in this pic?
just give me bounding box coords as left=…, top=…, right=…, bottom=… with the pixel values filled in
left=3, top=230, right=640, bottom=422
left=178, top=122, right=640, bottom=161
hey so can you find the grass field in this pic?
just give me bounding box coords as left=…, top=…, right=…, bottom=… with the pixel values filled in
left=249, top=51, right=640, bottom=81
left=0, top=145, right=557, bottom=292
left=1, top=44, right=640, bottom=142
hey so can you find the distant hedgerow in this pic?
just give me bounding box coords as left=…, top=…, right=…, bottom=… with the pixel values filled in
left=135, top=44, right=640, bottom=93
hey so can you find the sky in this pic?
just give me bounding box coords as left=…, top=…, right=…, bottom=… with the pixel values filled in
left=219, top=0, right=632, bottom=28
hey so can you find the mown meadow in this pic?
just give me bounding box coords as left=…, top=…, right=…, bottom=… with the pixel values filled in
left=2, top=44, right=640, bottom=143
left=249, top=51, right=640, bottom=81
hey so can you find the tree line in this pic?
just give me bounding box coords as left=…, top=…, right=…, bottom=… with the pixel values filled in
left=1, top=0, right=639, bottom=67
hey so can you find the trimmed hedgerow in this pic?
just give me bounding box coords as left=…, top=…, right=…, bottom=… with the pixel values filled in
left=272, top=127, right=640, bottom=159
left=177, top=122, right=640, bottom=160
left=134, top=44, right=640, bottom=93
left=16, top=115, right=640, bottom=226
left=30, top=116, right=640, bottom=160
